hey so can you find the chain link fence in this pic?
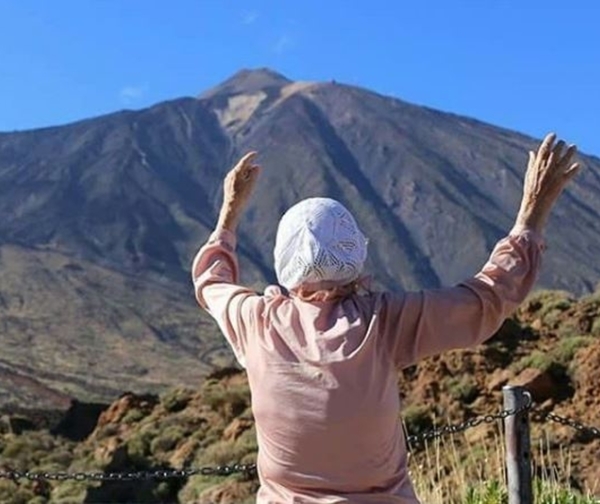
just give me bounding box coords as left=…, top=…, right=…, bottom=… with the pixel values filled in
left=0, top=394, right=598, bottom=483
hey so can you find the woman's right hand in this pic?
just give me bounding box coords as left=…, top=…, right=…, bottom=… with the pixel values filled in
left=515, top=133, right=580, bottom=234
left=216, top=151, right=261, bottom=232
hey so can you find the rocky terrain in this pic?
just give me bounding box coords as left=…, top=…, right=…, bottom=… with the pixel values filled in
left=0, top=289, right=598, bottom=503
left=0, top=68, right=599, bottom=409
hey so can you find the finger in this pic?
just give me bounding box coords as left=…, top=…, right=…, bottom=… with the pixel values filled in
left=538, top=133, right=556, bottom=160
left=546, top=151, right=555, bottom=171
left=552, top=140, right=565, bottom=160
left=243, top=165, right=259, bottom=178
left=559, top=145, right=577, bottom=170
left=564, top=162, right=580, bottom=179
left=241, top=164, right=261, bottom=181
left=528, top=150, right=535, bottom=168
left=250, top=165, right=261, bottom=178
left=560, top=166, right=580, bottom=189
left=237, top=151, right=258, bottom=169
left=243, top=164, right=261, bottom=177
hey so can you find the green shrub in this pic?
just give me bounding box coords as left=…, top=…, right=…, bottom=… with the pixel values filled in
left=51, top=480, right=92, bottom=503
left=178, top=475, right=232, bottom=504
left=534, top=478, right=599, bottom=504
left=590, top=317, right=600, bottom=337
left=2, top=436, right=29, bottom=459
left=402, top=404, right=433, bottom=436
left=126, top=431, right=153, bottom=465
left=194, top=429, right=258, bottom=468
left=513, top=350, right=555, bottom=373
left=0, top=480, right=36, bottom=504
left=150, top=424, right=187, bottom=454
left=513, top=336, right=593, bottom=375
left=446, top=375, right=479, bottom=403
left=464, top=479, right=507, bottom=504
left=524, top=290, right=575, bottom=315
left=0, top=431, right=63, bottom=471
left=42, top=448, right=74, bottom=468
left=27, top=497, right=48, bottom=504
left=202, top=383, right=250, bottom=422
left=122, top=407, right=146, bottom=424
left=556, top=336, right=594, bottom=362
left=462, top=478, right=599, bottom=504
left=161, top=388, right=194, bottom=413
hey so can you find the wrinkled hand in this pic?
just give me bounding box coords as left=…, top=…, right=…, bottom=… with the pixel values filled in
left=515, top=133, right=580, bottom=234
left=217, top=152, right=261, bottom=231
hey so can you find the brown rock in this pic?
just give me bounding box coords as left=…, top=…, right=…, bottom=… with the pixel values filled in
left=487, top=369, right=511, bottom=391
left=169, top=437, right=198, bottom=469
left=198, top=480, right=256, bottom=504
left=96, top=392, right=158, bottom=428
left=511, top=368, right=556, bottom=403
left=223, top=418, right=253, bottom=442
left=530, top=318, right=543, bottom=331
left=95, top=436, right=128, bottom=469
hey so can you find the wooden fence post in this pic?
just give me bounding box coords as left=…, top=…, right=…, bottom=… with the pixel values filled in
left=503, top=385, right=533, bottom=504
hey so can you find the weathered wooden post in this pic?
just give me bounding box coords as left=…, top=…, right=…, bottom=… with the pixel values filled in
left=503, top=385, right=533, bottom=504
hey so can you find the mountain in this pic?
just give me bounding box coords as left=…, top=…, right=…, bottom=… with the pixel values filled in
left=0, top=67, right=599, bottom=407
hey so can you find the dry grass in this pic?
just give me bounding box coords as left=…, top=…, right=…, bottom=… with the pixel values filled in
left=408, top=421, right=599, bottom=504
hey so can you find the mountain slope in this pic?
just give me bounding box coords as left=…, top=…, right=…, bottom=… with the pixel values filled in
left=0, top=68, right=599, bottom=407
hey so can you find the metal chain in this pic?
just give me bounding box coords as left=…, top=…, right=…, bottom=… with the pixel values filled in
left=0, top=464, right=257, bottom=482
left=406, top=394, right=533, bottom=445
left=531, top=408, right=600, bottom=440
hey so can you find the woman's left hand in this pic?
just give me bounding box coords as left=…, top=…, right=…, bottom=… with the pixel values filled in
left=515, top=133, right=580, bottom=234
left=217, top=152, right=261, bottom=231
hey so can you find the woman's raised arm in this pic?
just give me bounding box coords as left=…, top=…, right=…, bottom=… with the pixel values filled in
left=383, top=133, right=580, bottom=368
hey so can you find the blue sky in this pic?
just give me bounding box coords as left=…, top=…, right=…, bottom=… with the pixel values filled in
left=1, top=1, right=599, bottom=156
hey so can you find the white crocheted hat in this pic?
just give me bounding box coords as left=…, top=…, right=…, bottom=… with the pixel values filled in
left=274, top=198, right=368, bottom=290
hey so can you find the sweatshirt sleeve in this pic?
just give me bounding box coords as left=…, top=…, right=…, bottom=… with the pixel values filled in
left=191, top=228, right=261, bottom=368
left=382, top=226, right=545, bottom=369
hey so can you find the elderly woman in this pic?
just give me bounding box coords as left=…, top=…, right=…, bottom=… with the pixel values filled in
left=192, top=133, right=579, bottom=503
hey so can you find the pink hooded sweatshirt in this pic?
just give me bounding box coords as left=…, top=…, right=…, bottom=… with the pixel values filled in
left=192, top=225, right=544, bottom=503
